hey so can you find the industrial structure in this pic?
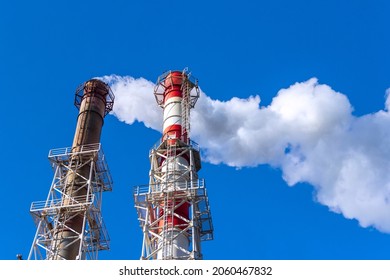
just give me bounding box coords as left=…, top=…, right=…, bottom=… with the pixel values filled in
left=28, top=79, right=114, bottom=260
left=134, top=69, right=214, bottom=260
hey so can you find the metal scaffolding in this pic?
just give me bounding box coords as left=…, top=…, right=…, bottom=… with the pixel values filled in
left=134, top=140, right=213, bottom=260
left=28, top=143, right=112, bottom=260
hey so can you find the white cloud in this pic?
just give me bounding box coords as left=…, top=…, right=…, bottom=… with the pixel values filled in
left=99, top=74, right=390, bottom=233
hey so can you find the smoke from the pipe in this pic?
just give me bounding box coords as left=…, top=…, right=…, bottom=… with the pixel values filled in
left=100, top=74, right=390, bottom=233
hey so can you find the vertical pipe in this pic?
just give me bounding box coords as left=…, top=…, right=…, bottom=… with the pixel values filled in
left=52, top=79, right=111, bottom=260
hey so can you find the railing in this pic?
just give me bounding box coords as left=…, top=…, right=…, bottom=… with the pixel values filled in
left=95, top=152, right=113, bottom=191
left=74, top=80, right=115, bottom=116
left=150, top=138, right=200, bottom=153
left=30, top=194, right=95, bottom=214
left=48, top=143, right=101, bottom=158
left=134, top=179, right=205, bottom=195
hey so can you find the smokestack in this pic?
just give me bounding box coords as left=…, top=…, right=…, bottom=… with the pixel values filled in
left=54, top=79, right=113, bottom=259
left=134, top=69, right=213, bottom=260
left=29, top=79, right=114, bottom=260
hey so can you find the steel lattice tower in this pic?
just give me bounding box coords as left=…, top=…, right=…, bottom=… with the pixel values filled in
left=28, top=79, right=114, bottom=260
left=134, top=69, right=213, bottom=260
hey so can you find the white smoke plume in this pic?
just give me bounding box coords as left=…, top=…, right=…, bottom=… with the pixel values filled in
left=100, top=74, right=390, bottom=233
left=100, top=75, right=162, bottom=130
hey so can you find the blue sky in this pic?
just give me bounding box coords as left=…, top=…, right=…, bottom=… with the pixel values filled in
left=1, top=0, right=390, bottom=260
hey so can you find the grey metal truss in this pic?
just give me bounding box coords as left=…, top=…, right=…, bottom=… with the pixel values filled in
left=28, top=143, right=112, bottom=260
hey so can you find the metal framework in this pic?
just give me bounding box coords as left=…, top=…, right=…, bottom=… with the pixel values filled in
left=74, top=80, right=115, bottom=116
left=134, top=140, right=213, bottom=260
left=134, top=69, right=213, bottom=260
left=28, top=143, right=112, bottom=260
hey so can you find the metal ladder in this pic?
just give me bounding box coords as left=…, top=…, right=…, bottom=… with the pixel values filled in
left=181, top=74, right=190, bottom=144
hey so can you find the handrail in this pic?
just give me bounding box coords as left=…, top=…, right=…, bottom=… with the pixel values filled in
left=149, top=138, right=200, bottom=153
left=48, top=143, right=101, bottom=158
left=134, top=179, right=205, bottom=195
left=30, top=194, right=95, bottom=212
